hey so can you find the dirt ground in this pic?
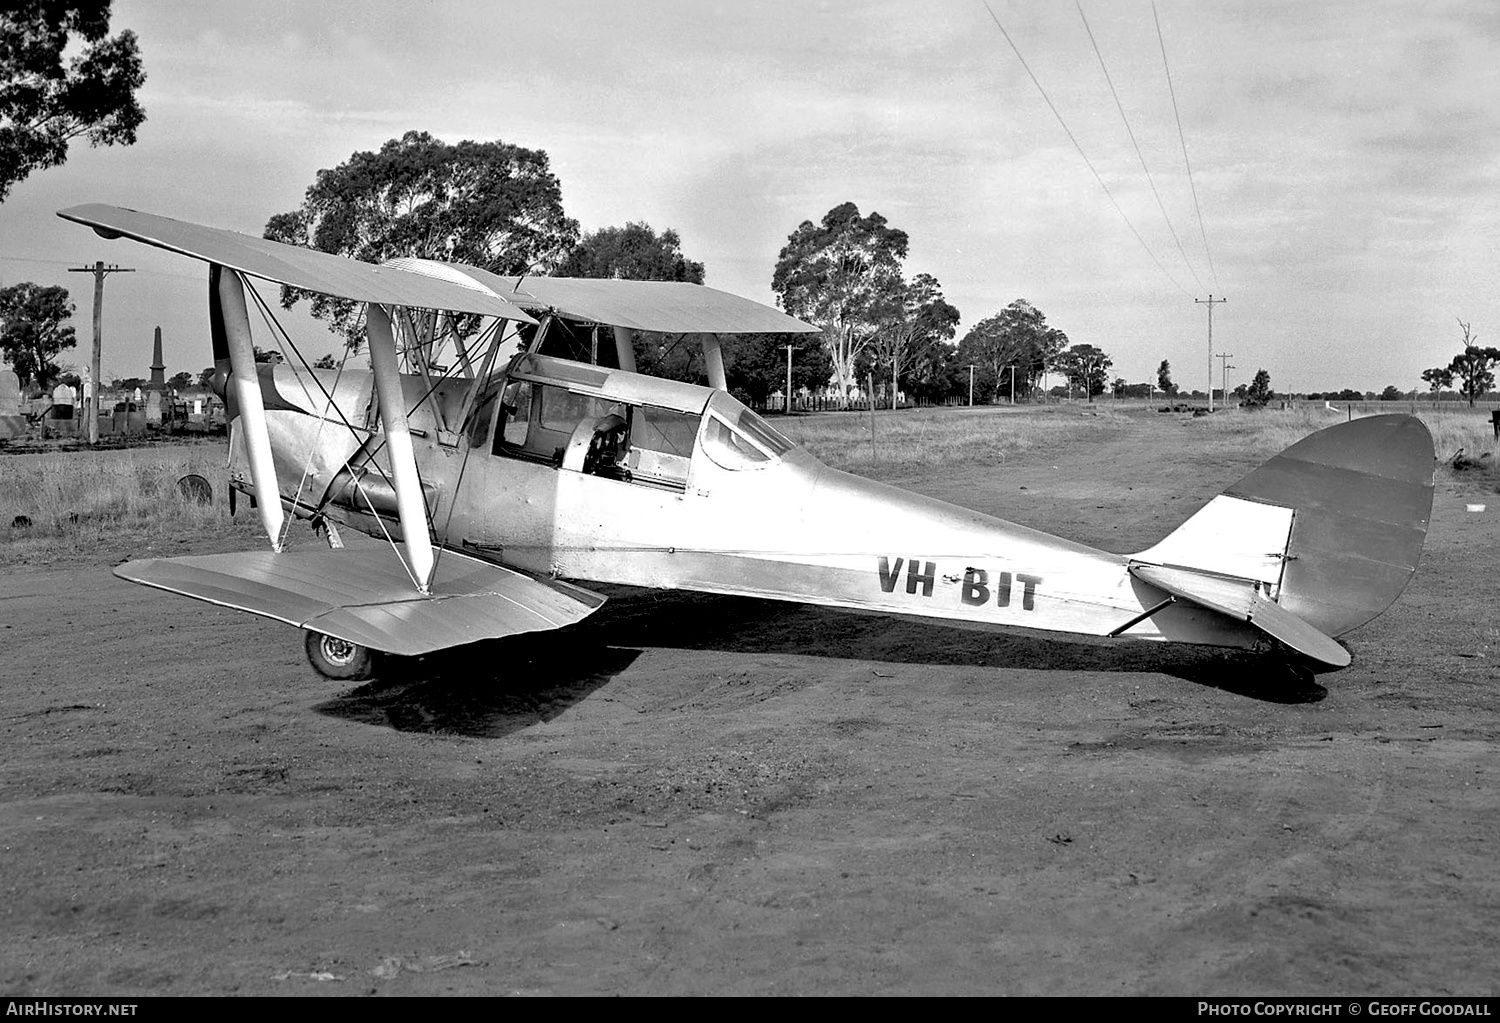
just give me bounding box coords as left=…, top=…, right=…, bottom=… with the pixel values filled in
left=2, top=410, right=1497, bottom=996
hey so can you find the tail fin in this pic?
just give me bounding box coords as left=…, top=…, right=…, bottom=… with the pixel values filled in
left=1226, top=414, right=1434, bottom=636
left=1133, top=415, right=1435, bottom=640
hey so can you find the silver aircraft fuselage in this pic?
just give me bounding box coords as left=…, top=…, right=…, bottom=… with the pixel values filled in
left=247, top=352, right=1266, bottom=656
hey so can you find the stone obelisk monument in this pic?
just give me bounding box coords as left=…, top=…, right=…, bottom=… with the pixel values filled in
left=148, top=326, right=166, bottom=392
left=146, top=326, right=167, bottom=425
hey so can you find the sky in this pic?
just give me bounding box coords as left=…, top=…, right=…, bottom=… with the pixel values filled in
left=1, top=0, right=1497, bottom=394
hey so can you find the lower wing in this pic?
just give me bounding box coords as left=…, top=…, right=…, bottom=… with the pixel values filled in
left=115, top=544, right=604, bottom=656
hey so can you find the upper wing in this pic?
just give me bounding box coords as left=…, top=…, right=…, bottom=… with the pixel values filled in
left=56, top=204, right=536, bottom=323
left=385, top=258, right=819, bottom=335
left=115, top=545, right=604, bottom=656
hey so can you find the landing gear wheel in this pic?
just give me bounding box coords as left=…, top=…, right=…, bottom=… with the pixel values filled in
left=304, top=630, right=375, bottom=681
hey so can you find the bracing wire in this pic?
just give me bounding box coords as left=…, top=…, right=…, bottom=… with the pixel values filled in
left=429, top=331, right=507, bottom=582
left=276, top=332, right=352, bottom=550
left=240, top=283, right=416, bottom=578
left=1076, top=1, right=1205, bottom=293
left=981, top=1, right=1193, bottom=299
left=1153, top=1, right=1219, bottom=292
left=239, top=279, right=407, bottom=571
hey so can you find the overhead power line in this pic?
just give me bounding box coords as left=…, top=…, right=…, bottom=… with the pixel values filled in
left=981, top=1, right=1193, bottom=299
left=1154, top=1, right=1220, bottom=292
left=2, top=254, right=203, bottom=283
left=0, top=255, right=78, bottom=266
left=1077, top=1, right=1205, bottom=292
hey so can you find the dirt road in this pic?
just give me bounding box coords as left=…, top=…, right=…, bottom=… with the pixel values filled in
left=2, top=412, right=1496, bottom=995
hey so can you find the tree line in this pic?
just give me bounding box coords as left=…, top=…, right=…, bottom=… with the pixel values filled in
left=769, top=202, right=1130, bottom=407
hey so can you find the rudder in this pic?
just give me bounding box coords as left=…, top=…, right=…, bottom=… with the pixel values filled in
left=1224, top=414, right=1434, bottom=637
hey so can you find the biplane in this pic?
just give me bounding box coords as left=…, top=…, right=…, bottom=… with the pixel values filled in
left=57, top=204, right=1434, bottom=683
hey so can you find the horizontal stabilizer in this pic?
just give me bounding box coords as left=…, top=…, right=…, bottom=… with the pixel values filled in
left=115, top=546, right=605, bottom=656
left=1130, top=563, right=1350, bottom=668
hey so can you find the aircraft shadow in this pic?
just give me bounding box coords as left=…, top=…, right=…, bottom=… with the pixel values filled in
left=579, top=588, right=1329, bottom=706
left=311, top=637, right=642, bottom=738
left=313, top=589, right=1323, bottom=736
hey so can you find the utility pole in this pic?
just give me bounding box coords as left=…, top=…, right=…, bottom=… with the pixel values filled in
left=1195, top=294, right=1226, bottom=412
left=1216, top=352, right=1235, bottom=405
left=1007, top=364, right=1016, bottom=405
left=68, top=261, right=135, bottom=444
left=968, top=364, right=975, bottom=407
left=784, top=344, right=794, bottom=415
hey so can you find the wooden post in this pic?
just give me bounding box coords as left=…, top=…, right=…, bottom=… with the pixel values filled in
left=785, top=344, right=794, bottom=414
left=67, top=260, right=134, bottom=445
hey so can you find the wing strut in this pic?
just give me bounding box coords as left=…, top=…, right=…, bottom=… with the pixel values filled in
left=367, top=303, right=436, bottom=593
left=216, top=266, right=285, bottom=550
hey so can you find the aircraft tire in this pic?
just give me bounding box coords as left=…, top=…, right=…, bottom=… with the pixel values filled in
left=304, top=631, right=375, bottom=682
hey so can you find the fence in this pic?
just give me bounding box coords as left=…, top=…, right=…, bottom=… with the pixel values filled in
left=747, top=392, right=1500, bottom=416
left=753, top=393, right=1049, bottom=414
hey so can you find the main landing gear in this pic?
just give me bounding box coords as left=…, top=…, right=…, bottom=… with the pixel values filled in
left=304, top=630, right=376, bottom=681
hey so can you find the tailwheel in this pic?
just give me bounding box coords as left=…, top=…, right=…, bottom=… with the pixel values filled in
left=304, top=630, right=376, bottom=681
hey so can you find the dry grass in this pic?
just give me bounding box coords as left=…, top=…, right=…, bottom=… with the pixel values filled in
left=776, top=404, right=1129, bottom=470
left=0, top=442, right=244, bottom=560
left=779, top=402, right=1499, bottom=478
left=1185, top=404, right=1498, bottom=466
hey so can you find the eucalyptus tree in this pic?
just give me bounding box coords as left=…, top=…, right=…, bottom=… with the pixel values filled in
left=265, top=131, right=579, bottom=347
left=868, top=273, right=960, bottom=409
left=0, top=1, right=144, bottom=201
left=772, top=202, right=908, bottom=404
left=1157, top=359, right=1177, bottom=396
left=955, top=300, right=1067, bottom=403
left=1445, top=320, right=1500, bottom=408
left=0, top=281, right=76, bottom=390
left=1052, top=343, right=1113, bottom=402
left=1421, top=365, right=1453, bottom=406
left=558, top=222, right=704, bottom=284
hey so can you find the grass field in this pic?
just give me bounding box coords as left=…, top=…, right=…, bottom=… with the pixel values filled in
left=779, top=400, right=1499, bottom=472
left=0, top=442, right=245, bottom=558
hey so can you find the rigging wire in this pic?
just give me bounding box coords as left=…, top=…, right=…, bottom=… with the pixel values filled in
left=240, top=282, right=419, bottom=583
left=0, top=254, right=204, bottom=283
left=1153, top=1, right=1220, bottom=292
left=244, top=287, right=519, bottom=589
left=275, top=311, right=353, bottom=552
left=980, top=1, right=1193, bottom=299
left=1076, top=1, right=1205, bottom=293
